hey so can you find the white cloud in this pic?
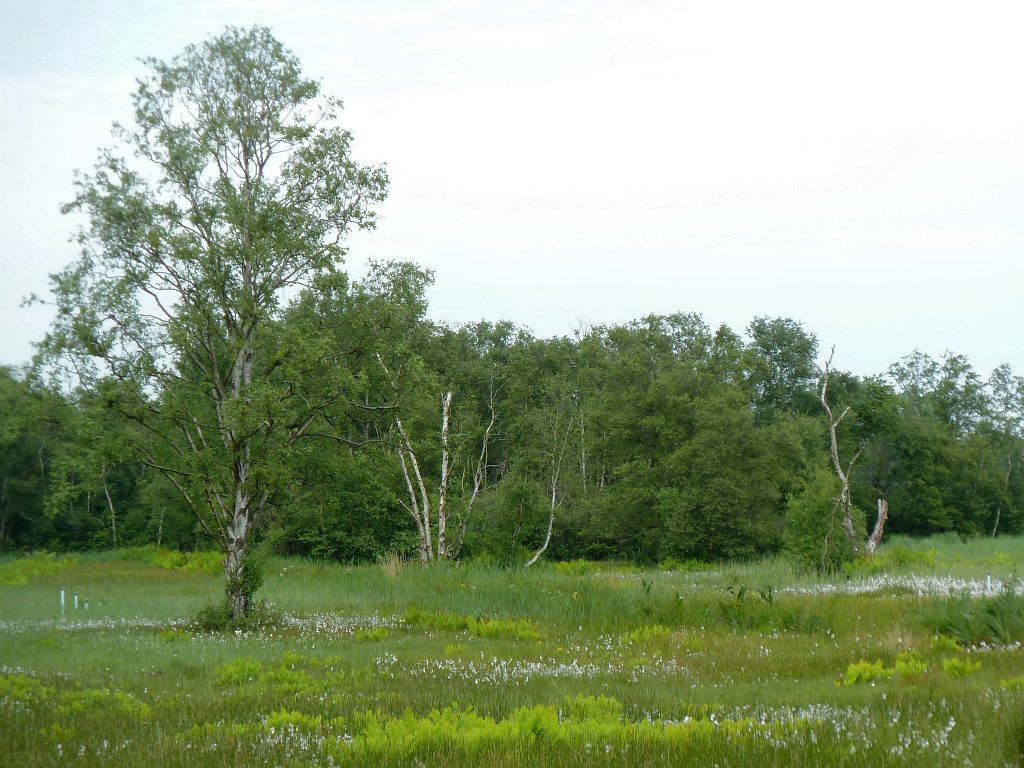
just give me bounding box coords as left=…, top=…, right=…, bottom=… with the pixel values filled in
left=2, top=0, right=1023, bottom=374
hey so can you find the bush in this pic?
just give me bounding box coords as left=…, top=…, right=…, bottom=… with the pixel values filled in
left=193, top=598, right=277, bottom=632
left=0, top=552, right=79, bottom=584
left=840, top=659, right=893, bottom=686
left=894, top=651, right=928, bottom=679
left=120, top=545, right=221, bottom=574
left=1000, top=675, right=1024, bottom=691
left=354, top=628, right=389, bottom=642
left=784, top=467, right=861, bottom=573
left=942, top=656, right=981, bottom=678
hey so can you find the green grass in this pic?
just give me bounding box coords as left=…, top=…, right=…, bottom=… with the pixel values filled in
left=1, top=536, right=1023, bottom=766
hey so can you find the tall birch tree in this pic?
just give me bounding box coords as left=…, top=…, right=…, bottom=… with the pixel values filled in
left=34, top=26, right=387, bottom=617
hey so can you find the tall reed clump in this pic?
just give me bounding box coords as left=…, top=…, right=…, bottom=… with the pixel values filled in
left=377, top=552, right=406, bottom=579
left=920, top=589, right=1024, bottom=645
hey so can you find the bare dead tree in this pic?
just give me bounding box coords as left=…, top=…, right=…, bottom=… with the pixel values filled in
left=820, top=347, right=889, bottom=558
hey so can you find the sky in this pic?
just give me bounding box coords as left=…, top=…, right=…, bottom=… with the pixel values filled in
left=1, top=0, right=1022, bottom=378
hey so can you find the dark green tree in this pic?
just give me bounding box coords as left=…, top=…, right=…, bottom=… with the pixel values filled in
left=746, top=316, right=818, bottom=421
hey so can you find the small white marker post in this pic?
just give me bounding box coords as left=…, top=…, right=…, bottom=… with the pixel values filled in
left=73, top=592, right=79, bottom=610
left=83, top=600, right=89, bottom=610
left=986, top=574, right=992, bottom=593
left=59, top=587, right=65, bottom=617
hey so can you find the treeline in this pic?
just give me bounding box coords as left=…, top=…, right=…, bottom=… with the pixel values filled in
left=3, top=270, right=1022, bottom=565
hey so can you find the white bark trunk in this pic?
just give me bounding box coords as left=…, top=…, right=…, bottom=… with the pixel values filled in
left=524, top=478, right=557, bottom=569
left=525, top=409, right=572, bottom=569
left=225, top=333, right=257, bottom=619
left=866, top=498, right=889, bottom=555
left=437, top=391, right=453, bottom=559
left=395, top=416, right=433, bottom=563
left=101, top=465, right=117, bottom=549
left=398, top=446, right=430, bottom=565
left=450, top=390, right=498, bottom=559
left=579, top=414, right=588, bottom=495
left=993, top=454, right=1013, bottom=537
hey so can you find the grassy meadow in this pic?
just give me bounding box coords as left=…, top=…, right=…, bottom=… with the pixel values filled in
left=1, top=536, right=1023, bottom=766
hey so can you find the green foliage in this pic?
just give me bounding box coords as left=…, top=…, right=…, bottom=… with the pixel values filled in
left=0, top=672, right=54, bottom=703
left=746, top=316, right=819, bottom=421
left=1000, top=675, right=1024, bottom=690
left=228, top=555, right=264, bottom=606
left=157, top=627, right=190, bottom=643
left=553, top=559, right=594, bottom=576
left=840, top=659, right=893, bottom=686
left=213, top=655, right=325, bottom=692
left=920, top=590, right=1024, bottom=645
left=657, top=556, right=712, bottom=572
left=56, top=688, right=152, bottom=720
left=705, top=582, right=826, bottom=634
left=930, top=635, right=963, bottom=654
left=354, top=627, right=389, bottom=642
left=214, top=657, right=264, bottom=685
left=620, top=624, right=672, bottom=645
left=1, top=673, right=151, bottom=723
left=9, top=280, right=1024, bottom=568
left=942, top=656, right=982, bottom=678
left=657, top=388, right=798, bottom=561
left=848, top=544, right=938, bottom=575
left=264, top=709, right=326, bottom=733
left=270, top=449, right=413, bottom=561
left=193, top=596, right=276, bottom=632
left=404, top=608, right=541, bottom=641
left=893, top=650, right=928, bottom=679
left=342, top=699, right=785, bottom=760
left=563, top=693, right=623, bottom=722
left=0, top=552, right=79, bottom=584
left=784, top=467, right=858, bottom=572
left=121, top=546, right=221, bottom=574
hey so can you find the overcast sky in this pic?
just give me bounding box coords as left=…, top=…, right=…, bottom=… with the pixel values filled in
left=2, top=0, right=1022, bottom=378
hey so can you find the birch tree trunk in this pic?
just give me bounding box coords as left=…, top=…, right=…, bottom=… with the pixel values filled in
left=437, top=391, right=453, bottom=559
left=525, top=409, right=573, bottom=569
left=992, top=453, right=1014, bottom=537
left=524, top=473, right=558, bottom=569
left=398, top=446, right=430, bottom=565
left=449, top=392, right=498, bottom=559
left=101, top=464, right=117, bottom=549
left=225, top=335, right=261, bottom=620
left=395, top=415, right=433, bottom=564
left=866, top=498, right=889, bottom=555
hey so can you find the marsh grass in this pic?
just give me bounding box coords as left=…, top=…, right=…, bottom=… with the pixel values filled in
left=1, top=535, right=1023, bottom=766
